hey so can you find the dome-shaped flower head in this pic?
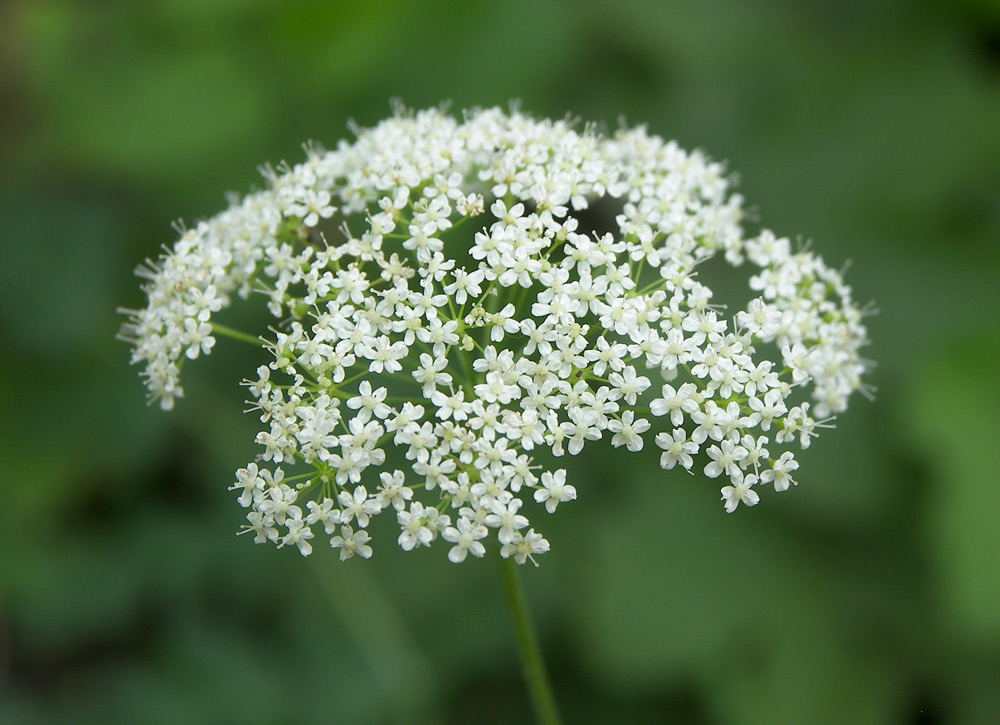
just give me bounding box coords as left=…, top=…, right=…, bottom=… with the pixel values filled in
left=121, top=105, right=870, bottom=564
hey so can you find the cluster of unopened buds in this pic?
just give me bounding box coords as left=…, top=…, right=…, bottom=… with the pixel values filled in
left=121, top=105, right=870, bottom=565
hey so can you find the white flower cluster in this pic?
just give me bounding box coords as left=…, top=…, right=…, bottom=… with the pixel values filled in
left=121, top=105, right=869, bottom=564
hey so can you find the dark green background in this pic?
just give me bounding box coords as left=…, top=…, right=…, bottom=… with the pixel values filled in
left=2, top=1, right=999, bottom=722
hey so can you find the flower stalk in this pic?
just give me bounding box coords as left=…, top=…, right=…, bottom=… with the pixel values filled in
left=497, top=554, right=561, bottom=725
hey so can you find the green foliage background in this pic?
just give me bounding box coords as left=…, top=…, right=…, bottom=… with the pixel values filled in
left=2, top=1, right=999, bottom=722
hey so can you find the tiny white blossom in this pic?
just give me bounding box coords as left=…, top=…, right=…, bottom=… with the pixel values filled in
left=331, top=525, right=373, bottom=560
left=501, top=529, right=550, bottom=566
left=279, top=515, right=314, bottom=556
left=534, top=469, right=577, bottom=513
left=608, top=411, right=650, bottom=452
left=760, top=451, right=800, bottom=492
left=721, top=473, right=760, bottom=513
left=305, top=497, right=342, bottom=534
left=655, top=428, right=699, bottom=471
left=442, top=517, right=488, bottom=563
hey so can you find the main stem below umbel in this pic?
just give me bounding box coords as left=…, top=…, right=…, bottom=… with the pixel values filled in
left=496, top=555, right=562, bottom=725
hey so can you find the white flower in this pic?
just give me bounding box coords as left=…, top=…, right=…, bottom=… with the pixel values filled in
left=655, top=428, right=698, bottom=471
left=375, top=469, right=413, bottom=510
left=501, top=529, right=550, bottom=566
left=337, top=485, right=382, bottom=528
left=181, top=319, right=215, bottom=359
left=704, top=439, right=748, bottom=480
left=231, top=462, right=264, bottom=508
left=305, top=497, right=342, bottom=534
left=608, top=411, right=650, bottom=452
left=474, top=370, right=520, bottom=405
left=534, top=470, right=577, bottom=513
left=346, top=381, right=391, bottom=423
left=760, top=451, right=800, bottom=492
left=412, top=352, right=451, bottom=394
left=585, top=336, right=628, bottom=376
left=607, top=367, right=650, bottom=405
left=397, top=501, right=438, bottom=551
left=331, top=525, right=373, bottom=560
left=442, top=517, right=488, bottom=563
left=239, top=510, right=278, bottom=545
left=279, top=514, right=315, bottom=556
left=649, top=382, right=700, bottom=426
left=721, top=474, right=760, bottom=513
left=484, top=499, right=530, bottom=544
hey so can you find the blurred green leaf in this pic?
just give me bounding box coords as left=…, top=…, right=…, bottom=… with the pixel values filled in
left=907, top=337, right=1000, bottom=645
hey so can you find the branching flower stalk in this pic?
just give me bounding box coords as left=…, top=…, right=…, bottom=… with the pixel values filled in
left=121, top=104, right=869, bottom=720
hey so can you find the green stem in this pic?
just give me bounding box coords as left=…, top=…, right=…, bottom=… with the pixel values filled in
left=210, top=322, right=260, bottom=346
left=497, top=555, right=562, bottom=725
